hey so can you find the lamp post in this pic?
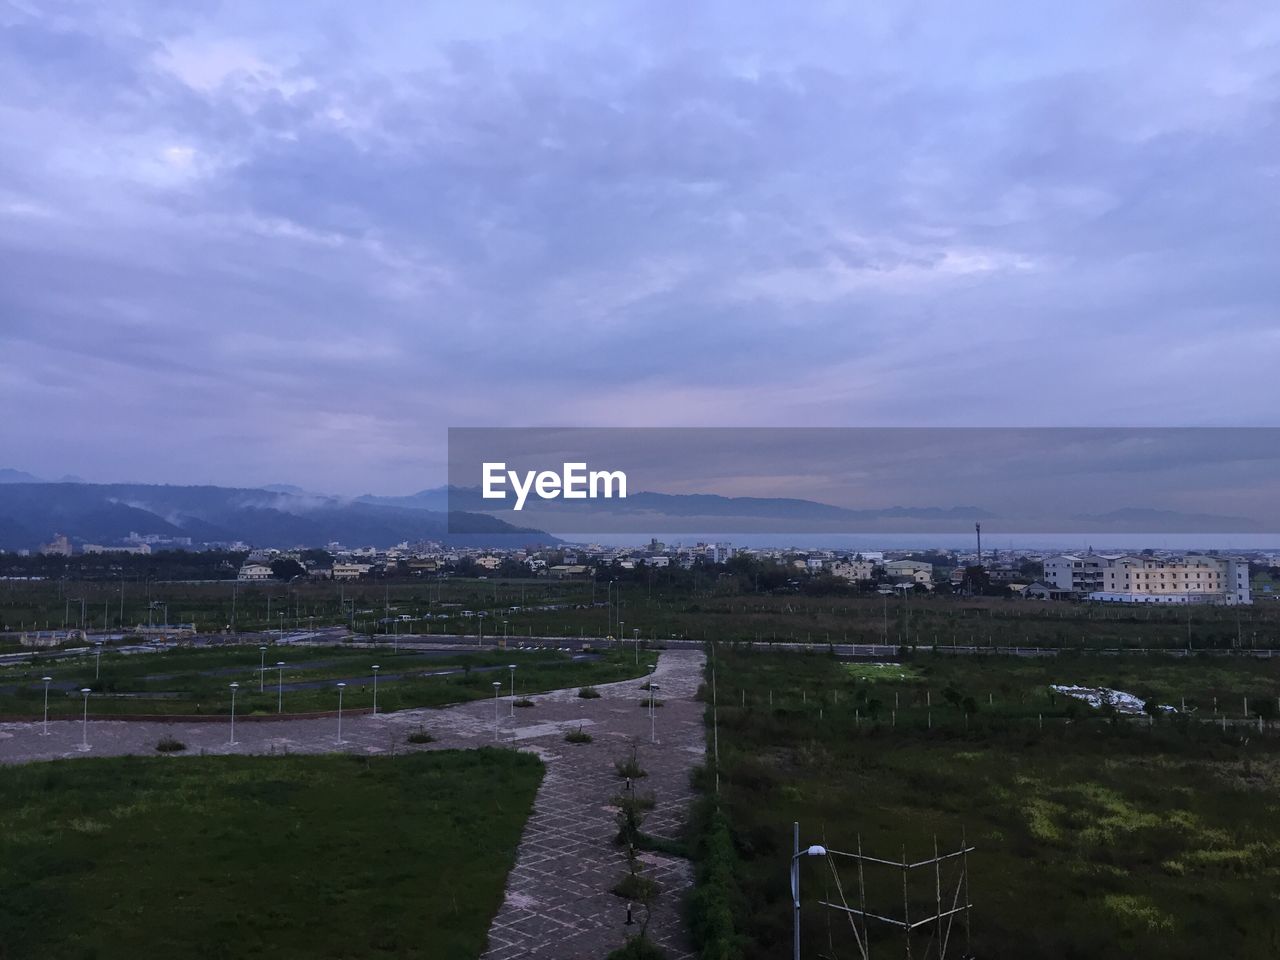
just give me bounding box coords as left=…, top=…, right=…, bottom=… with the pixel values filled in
left=94, top=640, right=103, bottom=680
left=790, top=823, right=828, bottom=960
left=228, top=682, right=239, bottom=745
left=649, top=682, right=660, bottom=744
left=80, top=687, right=91, bottom=748
left=508, top=663, right=517, bottom=716
left=259, top=646, right=267, bottom=692
left=619, top=621, right=625, bottom=653
left=633, top=627, right=640, bottom=665
left=336, top=682, right=346, bottom=744
left=41, top=676, right=52, bottom=736
left=276, top=661, right=285, bottom=713
left=492, top=681, right=502, bottom=741
left=372, top=664, right=380, bottom=715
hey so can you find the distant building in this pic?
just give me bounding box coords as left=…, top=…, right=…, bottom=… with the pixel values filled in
left=237, top=563, right=274, bottom=581
left=883, top=560, right=932, bottom=584
left=1043, top=554, right=1122, bottom=594
left=1093, top=555, right=1251, bottom=605
left=332, top=562, right=373, bottom=580
left=83, top=543, right=152, bottom=555
left=39, top=533, right=72, bottom=557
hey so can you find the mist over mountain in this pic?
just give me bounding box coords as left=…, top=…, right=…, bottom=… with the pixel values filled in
left=0, top=482, right=556, bottom=550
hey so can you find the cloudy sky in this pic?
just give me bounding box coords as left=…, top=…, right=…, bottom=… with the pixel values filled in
left=2, top=1, right=1278, bottom=496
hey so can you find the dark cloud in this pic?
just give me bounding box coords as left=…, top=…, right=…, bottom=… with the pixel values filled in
left=1, top=1, right=1278, bottom=494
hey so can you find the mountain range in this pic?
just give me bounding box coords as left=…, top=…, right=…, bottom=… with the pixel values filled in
left=0, top=481, right=555, bottom=550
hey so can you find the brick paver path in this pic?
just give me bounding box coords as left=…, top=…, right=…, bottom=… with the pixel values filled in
left=0, top=648, right=707, bottom=959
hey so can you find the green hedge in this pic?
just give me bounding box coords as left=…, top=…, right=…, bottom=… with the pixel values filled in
left=687, top=798, right=745, bottom=960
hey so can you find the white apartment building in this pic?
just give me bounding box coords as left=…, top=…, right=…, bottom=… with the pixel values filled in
left=237, top=563, right=274, bottom=581
left=1092, top=555, right=1251, bottom=605
left=831, top=559, right=878, bottom=582
left=1043, top=554, right=1120, bottom=593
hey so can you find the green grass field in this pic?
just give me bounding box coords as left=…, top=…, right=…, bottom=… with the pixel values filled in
left=0, top=750, right=542, bottom=960
left=705, top=647, right=1280, bottom=959
left=5, top=575, right=1280, bottom=650
left=0, top=645, right=648, bottom=717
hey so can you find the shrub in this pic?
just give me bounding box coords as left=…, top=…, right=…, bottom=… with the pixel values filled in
left=155, top=735, right=186, bottom=753
left=615, top=748, right=647, bottom=780
left=407, top=728, right=435, bottom=744
left=688, top=802, right=745, bottom=960
left=514, top=697, right=536, bottom=708
left=565, top=727, right=593, bottom=744
left=579, top=687, right=602, bottom=699
left=611, top=871, right=659, bottom=902
left=639, top=699, right=664, bottom=708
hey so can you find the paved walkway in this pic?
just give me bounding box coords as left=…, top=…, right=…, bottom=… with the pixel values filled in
left=0, top=648, right=707, bottom=959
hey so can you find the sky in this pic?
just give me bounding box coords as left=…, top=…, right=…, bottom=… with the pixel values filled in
left=1, top=0, right=1278, bottom=497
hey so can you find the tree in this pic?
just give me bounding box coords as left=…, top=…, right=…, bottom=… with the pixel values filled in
left=270, top=557, right=306, bottom=581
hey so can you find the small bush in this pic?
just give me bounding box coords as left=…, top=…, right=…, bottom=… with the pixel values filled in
left=155, top=735, right=186, bottom=753
left=514, top=697, right=536, bottom=708
left=638, top=699, right=664, bottom=708
left=579, top=687, right=602, bottom=699
left=615, top=749, right=647, bottom=780
left=565, top=727, right=593, bottom=744
left=407, top=728, right=435, bottom=744
left=611, top=871, right=659, bottom=902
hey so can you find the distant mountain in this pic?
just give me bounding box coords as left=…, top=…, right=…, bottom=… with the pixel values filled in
left=0, top=468, right=43, bottom=484
left=357, top=487, right=451, bottom=513
left=0, top=482, right=558, bottom=550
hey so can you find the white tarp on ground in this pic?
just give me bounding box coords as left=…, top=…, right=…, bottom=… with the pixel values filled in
left=1050, top=684, right=1175, bottom=714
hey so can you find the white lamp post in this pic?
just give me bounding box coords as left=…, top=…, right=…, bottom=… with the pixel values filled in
left=80, top=687, right=91, bottom=748
left=508, top=664, right=517, bottom=716
left=492, top=681, right=501, bottom=740
left=634, top=627, right=640, bottom=664
left=41, top=676, right=52, bottom=736
left=336, top=682, right=346, bottom=744
left=649, top=682, right=660, bottom=744
left=790, top=824, right=828, bottom=960
left=228, top=682, right=239, bottom=745
left=372, top=664, right=380, bottom=715
left=276, top=661, right=285, bottom=713
left=259, top=645, right=268, bottom=692
left=94, top=640, right=103, bottom=680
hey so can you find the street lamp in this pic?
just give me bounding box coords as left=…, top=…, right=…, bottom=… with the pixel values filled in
left=634, top=627, right=640, bottom=664
left=80, top=687, right=91, bottom=748
left=790, top=823, right=828, bottom=960
left=228, top=682, right=239, bottom=745
left=649, top=682, right=660, bottom=744
left=336, top=682, right=346, bottom=744
left=41, top=676, right=52, bottom=736
left=259, top=646, right=268, bottom=692
left=94, top=640, right=103, bottom=680
left=492, top=681, right=502, bottom=741
left=372, top=664, right=381, bottom=715
left=508, top=663, right=517, bottom=716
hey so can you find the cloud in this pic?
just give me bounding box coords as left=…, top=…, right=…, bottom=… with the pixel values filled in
left=0, top=1, right=1278, bottom=494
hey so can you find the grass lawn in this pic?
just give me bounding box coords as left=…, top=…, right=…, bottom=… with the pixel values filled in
left=0, top=646, right=648, bottom=717
left=707, top=647, right=1280, bottom=959
left=0, top=749, right=542, bottom=960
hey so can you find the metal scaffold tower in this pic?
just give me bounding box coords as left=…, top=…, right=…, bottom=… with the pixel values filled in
left=792, top=822, right=975, bottom=960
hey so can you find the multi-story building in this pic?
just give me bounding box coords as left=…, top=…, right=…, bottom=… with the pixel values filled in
left=237, top=562, right=274, bottom=581
left=1093, top=555, right=1251, bottom=605
left=1043, top=554, right=1121, bottom=593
